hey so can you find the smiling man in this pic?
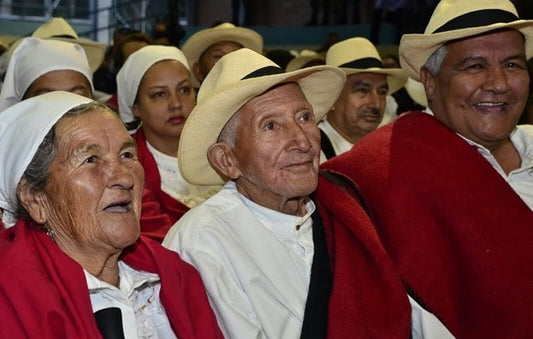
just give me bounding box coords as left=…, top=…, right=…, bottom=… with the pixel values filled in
left=318, top=37, right=406, bottom=161
left=163, top=48, right=412, bottom=338
left=321, top=0, right=533, bottom=337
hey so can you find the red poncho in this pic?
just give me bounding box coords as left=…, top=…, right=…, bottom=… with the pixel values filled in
left=314, top=174, right=412, bottom=338
left=134, top=129, right=189, bottom=242
left=322, top=112, right=533, bottom=337
left=0, top=219, right=223, bottom=338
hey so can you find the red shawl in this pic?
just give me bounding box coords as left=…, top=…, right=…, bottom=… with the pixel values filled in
left=314, top=175, right=411, bottom=338
left=0, top=219, right=223, bottom=338
left=322, top=112, right=533, bottom=337
left=134, top=129, right=189, bottom=242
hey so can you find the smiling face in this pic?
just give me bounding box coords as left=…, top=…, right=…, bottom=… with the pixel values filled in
left=24, top=70, right=93, bottom=99
left=32, top=109, right=144, bottom=258
left=222, top=83, right=320, bottom=214
left=133, top=59, right=195, bottom=155
left=421, top=29, right=530, bottom=151
left=327, top=72, right=388, bottom=143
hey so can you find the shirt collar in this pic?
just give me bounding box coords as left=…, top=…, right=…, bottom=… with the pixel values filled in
left=85, top=261, right=160, bottom=298
left=226, top=181, right=316, bottom=235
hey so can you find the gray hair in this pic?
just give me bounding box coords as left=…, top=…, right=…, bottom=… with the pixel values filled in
left=217, top=111, right=242, bottom=148
left=16, top=101, right=115, bottom=222
left=424, top=45, right=449, bottom=76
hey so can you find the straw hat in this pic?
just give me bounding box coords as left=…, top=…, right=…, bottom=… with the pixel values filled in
left=178, top=48, right=346, bottom=186
left=285, top=50, right=325, bottom=72
left=181, top=22, right=263, bottom=85
left=31, top=17, right=106, bottom=72
left=404, top=78, right=428, bottom=108
left=399, top=0, right=533, bottom=81
left=326, top=37, right=407, bottom=94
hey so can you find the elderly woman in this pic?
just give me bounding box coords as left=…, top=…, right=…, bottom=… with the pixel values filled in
left=117, top=45, right=219, bottom=242
left=0, top=91, right=222, bottom=338
left=0, top=37, right=94, bottom=112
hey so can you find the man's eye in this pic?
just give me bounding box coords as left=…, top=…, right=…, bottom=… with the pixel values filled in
left=264, top=121, right=275, bottom=130
left=299, top=112, right=314, bottom=122
left=121, top=151, right=135, bottom=159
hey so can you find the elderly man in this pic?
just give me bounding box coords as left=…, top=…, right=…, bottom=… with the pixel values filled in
left=181, top=22, right=263, bottom=88
left=322, top=0, right=533, bottom=337
left=319, top=37, right=406, bottom=160
left=163, top=48, right=411, bottom=338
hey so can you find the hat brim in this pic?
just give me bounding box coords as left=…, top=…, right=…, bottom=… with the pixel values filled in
left=400, top=20, right=533, bottom=81
left=178, top=65, right=345, bottom=186
left=342, top=67, right=407, bottom=94
left=52, top=37, right=106, bottom=72
left=182, top=27, right=263, bottom=87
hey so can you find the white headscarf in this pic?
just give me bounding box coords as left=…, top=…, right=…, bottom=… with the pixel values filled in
left=0, top=91, right=93, bottom=226
left=116, top=45, right=190, bottom=124
left=0, top=37, right=94, bottom=112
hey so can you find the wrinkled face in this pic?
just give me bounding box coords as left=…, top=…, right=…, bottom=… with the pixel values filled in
left=422, top=29, right=529, bottom=150
left=24, top=70, right=92, bottom=99
left=231, top=83, right=320, bottom=208
left=194, top=41, right=243, bottom=83
left=328, top=72, right=388, bottom=142
left=37, top=110, right=144, bottom=253
left=133, top=60, right=195, bottom=142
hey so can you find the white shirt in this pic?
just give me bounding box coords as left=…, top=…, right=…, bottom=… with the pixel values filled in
left=318, top=119, right=354, bottom=163
left=86, top=261, right=177, bottom=339
left=163, top=181, right=314, bottom=339
left=147, top=141, right=220, bottom=207
left=459, top=125, right=533, bottom=211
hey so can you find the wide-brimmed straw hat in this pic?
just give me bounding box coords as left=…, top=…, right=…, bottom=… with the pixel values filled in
left=404, top=78, right=428, bottom=107
left=285, top=50, right=325, bottom=72
left=181, top=22, right=263, bottom=86
left=399, top=0, right=533, bottom=81
left=178, top=48, right=346, bottom=186
left=31, top=17, right=106, bottom=72
left=326, top=37, right=407, bottom=94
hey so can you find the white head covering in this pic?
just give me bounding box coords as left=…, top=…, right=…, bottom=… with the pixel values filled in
left=0, top=37, right=94, bottom=112
left=116, top=45, right=190, bottom=124
left=0, top=91, right=93, bottom=226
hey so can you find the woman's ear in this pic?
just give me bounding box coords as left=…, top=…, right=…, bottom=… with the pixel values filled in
left=207, top=142, right=241, bottom=180
left=132, top=103, right=141, bottom=119
left=17, top=178, right=49, bottom=225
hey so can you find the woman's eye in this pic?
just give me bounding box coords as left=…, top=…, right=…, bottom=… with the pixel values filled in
left=83, top=155, right=97, bottom=164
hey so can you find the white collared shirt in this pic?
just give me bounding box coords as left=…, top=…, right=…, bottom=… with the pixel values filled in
left=458, top=125, right=533, bottom=211
left=318, top=119, right=354, bottom=163
left=86, top=261, right=177, bottom=339
left=163, top=181, right=314, bottom=339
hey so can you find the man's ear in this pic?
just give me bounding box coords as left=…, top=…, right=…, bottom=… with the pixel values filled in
left=208, top=142, right=241, bottom=180
left=192, top=62, right=204, bottom=84
left=16, top=178, right=49, bottom=225
left=420, top=67, right=435, bottom=104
